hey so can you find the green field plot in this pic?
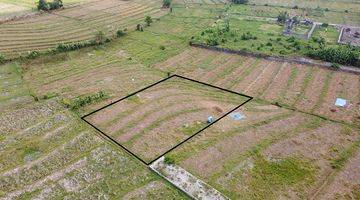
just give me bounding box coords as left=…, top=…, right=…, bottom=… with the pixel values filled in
left=228, top=4, right=360, bottom=26
left=85, top=76, right=250, bottom=163
left=164, top=100, right=360, bottom=199
left=0, top=100, right=188, bottom=199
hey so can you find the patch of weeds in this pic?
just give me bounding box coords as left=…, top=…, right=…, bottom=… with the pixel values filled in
left=22, top=145, right=41, bottom=162
left=248, top=154, right=315, bottom=199
left=330, top=139, right=360, bottom=169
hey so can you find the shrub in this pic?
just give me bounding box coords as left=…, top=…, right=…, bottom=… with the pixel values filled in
left=95, top=30, right=106, bottom=44
left=162, top=0, right=171, bottom=8
left=277, top=11, right=289, bottom=23
left=164, top=155, right=175, bottom=165
left=116, top=29, right=126, bottom=37
left=231, top=0, right=248, bottom=4
left=145, top=16, right=153, bottom=26
left=321, top=23, right=329, bottom=27
left=0, top=53, right=5, bottom=63
left=48, top=0, right=63, bottom=10
left=293, top=5, right=298, bottom=9
left=26, top=51, right=40, bottom=59
left=159, top=45, right=165, bottom=50
left=56, top=41, right=96, bottom=52
left=62, top=91, right=108, bottom=110
left=37, top=0, right=63, bottom=11
left=136, top=24, right=143, bottom=31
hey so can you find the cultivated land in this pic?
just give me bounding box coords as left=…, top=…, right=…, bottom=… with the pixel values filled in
left=85, top=76, right=250, bottom=163
left=0, top=1, right=359, bottom=199
left=0, top=0, right=166, bottom=58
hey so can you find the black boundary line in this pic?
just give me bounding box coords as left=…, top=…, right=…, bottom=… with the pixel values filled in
left=81, top=74, right=253, bottom=165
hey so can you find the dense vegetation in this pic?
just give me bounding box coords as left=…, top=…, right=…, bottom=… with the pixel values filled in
left=307, top=45, right=360, bottom=67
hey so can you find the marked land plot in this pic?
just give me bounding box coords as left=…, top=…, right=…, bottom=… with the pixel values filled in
left=83, top=75, right=251, bottom=164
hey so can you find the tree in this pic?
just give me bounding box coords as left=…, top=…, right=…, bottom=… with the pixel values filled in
left=37, top=0, right=49, bottom=11
left=162, top=0, right=171, bottom=8
left=145, top=16, right=153, bottom=26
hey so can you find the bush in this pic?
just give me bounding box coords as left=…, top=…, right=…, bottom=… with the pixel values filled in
left=56, top=41, right=96, bottom=52
left=159, top=45, right=165, bottom=50
left=116, top=29, right=126, bottom=37
left=145, top=16, right=153, bottom=26
left=277, top=12, right=289, bottom=23
left=164, top=155, right=175, bottom=165
left=62, top=91, right=108, bottom=110
left=162, top=0, right=171, bottom=8
left=48, top=0, right=63, bottom=10
left=0, top=53, right=5, bottom=63
left=37, top=0, right=63, bottom=11
left=293, top=5, right=298, bottom=9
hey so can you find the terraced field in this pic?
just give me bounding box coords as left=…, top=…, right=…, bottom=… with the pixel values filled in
left=155, top=47, right=360, bottom=125
left=0, top=0, right=166, bottom=58
left=85, top=76, right=250, bottom=163
left=0, top=100, right=187, bottom=199
left=165, top=100, right=360, bottom=199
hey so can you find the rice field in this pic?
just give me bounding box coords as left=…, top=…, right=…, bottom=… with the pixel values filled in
left=0, top=0, right=167, bottom=58
left=165, top=99, right=360, bottom=199
left=0, top=100, right=187, bottom=199
left=0, top=2, right=359, bottom=199
left=155, top=47, right=360, bottom=125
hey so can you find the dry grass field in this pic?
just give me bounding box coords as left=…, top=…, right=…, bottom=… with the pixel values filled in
left=0, top=1, right=359, bottom=199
